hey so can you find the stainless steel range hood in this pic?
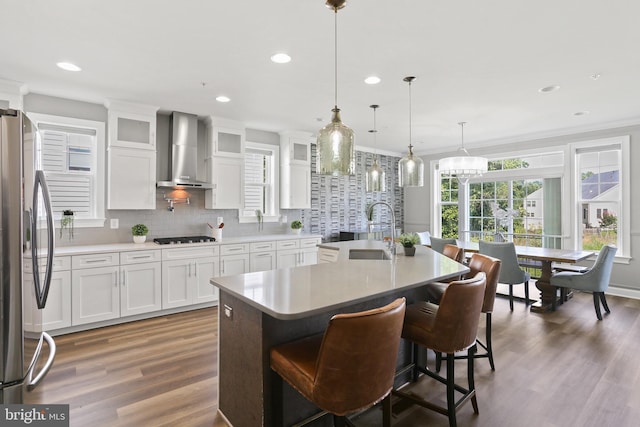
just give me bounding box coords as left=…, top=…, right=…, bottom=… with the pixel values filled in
left=156, top=112, right=213, bottom=189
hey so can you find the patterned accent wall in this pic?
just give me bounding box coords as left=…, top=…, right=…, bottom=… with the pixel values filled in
left=302, top=144, right=404, bottom=241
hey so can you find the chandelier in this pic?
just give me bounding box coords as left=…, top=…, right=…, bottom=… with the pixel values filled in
left=398, top=76, right=424, bottom=187
left=439, top=122, right=488, bottom=184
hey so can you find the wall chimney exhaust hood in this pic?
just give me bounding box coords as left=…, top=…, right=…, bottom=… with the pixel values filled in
left=157, top=112, right=213, bottom=189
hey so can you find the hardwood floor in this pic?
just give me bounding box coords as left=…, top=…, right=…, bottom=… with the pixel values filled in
left=28, top=291, right=640, bottom=427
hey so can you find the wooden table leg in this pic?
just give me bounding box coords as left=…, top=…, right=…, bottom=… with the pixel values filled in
left=530, top=261, right=556, bottom=313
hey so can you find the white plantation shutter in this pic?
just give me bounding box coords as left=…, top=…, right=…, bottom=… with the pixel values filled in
left=243, top=147, right=273, bottom=217
left=40, top=129, right=95, bottom=218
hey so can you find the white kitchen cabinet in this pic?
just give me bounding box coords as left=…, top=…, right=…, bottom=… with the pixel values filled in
left=204, top=155, right=243, bottom=209
left=206, top=117, right=245, bottom=158
left=106, top=100, right=158, bottom=150
left=107, top=146, right=156, bottom=210
left=276, top=238, right=320, bottom=268
left=280, top=131, right=312, bottom=209
left=119, top=250, right=162, bottom=317
left=219, top=243, right=250, bottom=276
left=72, top=265, right=120, bottom=325
left=24, top=255, right=72, bottom=332
left=249, top=241, right=277, bottom=273
left=162, top=246, right=219, bottom=309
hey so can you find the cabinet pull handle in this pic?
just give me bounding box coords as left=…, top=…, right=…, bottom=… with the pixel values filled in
left=121, top=270, right=126, bottom=286
left=130, top=255, right=152, bottom=260
left=194, top=262, right=199, bottom=277
left=221, top=260, right=225, bottom=275
left=188, top=263, right=192, bottom=277
left=114, top=271, right=118, bottom=287
left=86, top=258, right=109, bottom=264
left=256, top=253, right=269, bottom=257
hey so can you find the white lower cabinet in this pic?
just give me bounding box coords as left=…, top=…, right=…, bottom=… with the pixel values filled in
left=250, top=251, right=277, bottom=272
left=219, top=243, right=250, bottom=276
left=276, top=238, right=320, bottom=268
left=162, top=246, right=219, bottom=309
left=72, top=265, right=120, bottom=325
left=120, top=262, right=162, bottom=316
left=24, top=255, right=72, bottom=332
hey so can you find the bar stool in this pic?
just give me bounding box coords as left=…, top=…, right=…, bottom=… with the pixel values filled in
left=394, top=273, right=486, bottom=427
left=270, top=298, right=406, bottom=427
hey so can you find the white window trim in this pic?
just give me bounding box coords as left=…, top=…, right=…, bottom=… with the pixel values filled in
left=27, top=112, right=106, bottom=228
left=238, top=141, right=280, bottom=224
left=569, top=136, right=630, bottom=263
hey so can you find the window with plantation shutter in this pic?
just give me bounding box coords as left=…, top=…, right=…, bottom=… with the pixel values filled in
left=28, top=113, right=106, bottom=228
left=239, top=142, right=280, bottom=223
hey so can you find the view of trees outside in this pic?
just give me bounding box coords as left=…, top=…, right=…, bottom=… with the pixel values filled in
left=440, top=176, right=458, bottom=238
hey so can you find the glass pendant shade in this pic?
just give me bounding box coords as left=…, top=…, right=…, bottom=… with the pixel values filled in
left=439, top=122, right=487, bottom=184
left=366, top=157, right=386, bottom=192
left=399, top=144, right=424, bottom=187
left=317, top=108, right=355, bottom=175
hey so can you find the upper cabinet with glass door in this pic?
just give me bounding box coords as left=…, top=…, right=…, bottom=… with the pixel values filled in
left=105, top=99, right=158, bottom=150
left=280, top=131, right=312, bottom=166
left=205, top=116, right=245, bottom=158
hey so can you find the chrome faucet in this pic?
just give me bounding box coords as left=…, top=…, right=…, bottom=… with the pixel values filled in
left=367, top=201, right=397, bottom=255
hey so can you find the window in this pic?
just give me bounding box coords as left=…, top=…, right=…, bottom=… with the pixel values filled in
left=440, top=176, right=459, bottom=238
left=28, top=113, right=106, bottom=228
left=239, top=142, right=279, bottom=223
left=572, top=137, right=629, bottom=258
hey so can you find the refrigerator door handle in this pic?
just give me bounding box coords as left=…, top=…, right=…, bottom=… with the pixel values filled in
left=31, top=170, right=55, bottom=309
left=26, top=332, right=56, bottom=391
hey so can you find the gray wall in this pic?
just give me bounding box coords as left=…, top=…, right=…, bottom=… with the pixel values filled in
left=22, top=93, right=404, bottom=246
left=404, top=125, right=640, bottom=295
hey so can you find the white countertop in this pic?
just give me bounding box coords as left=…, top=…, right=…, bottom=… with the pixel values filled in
left=210, top=240, right=469, bottom=320
left=54, top=233, right=322, bottom=256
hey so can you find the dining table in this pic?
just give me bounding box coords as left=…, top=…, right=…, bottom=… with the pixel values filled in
left=454, top=240, right=594, bottom=313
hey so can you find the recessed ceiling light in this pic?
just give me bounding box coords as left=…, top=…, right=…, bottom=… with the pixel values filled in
left=56, top=62, right=81, bottom=72
left=573, top=111, right=590, bottom=116
left=270, top=53, right=291, bottom=64
left=364, top=76, right=381, bottom=85
left=590, top=73, right=601, bottom=80
left=216, top=96, right=230, bottom=103
left=538, top=85, right=560, bottom=93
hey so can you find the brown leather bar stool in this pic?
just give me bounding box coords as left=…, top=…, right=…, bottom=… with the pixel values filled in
left=435, top=254, right=502, bottom=371
left=270, top=298, right=406, bottom=427
left=394, top=273, right=486, bottom=427
left=442, top=243, right=465, bottom=264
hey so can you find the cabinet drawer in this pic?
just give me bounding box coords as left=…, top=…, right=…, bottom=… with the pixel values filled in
left=300, top=238, right=321, bottom=248
left=24, top=255, right=71, bottom=273
left=277, top=240, right=299, bottom=250
left=120, top=249, right=162, bottom=265
left=72, top=253, right=119, bottom=269
left=162, top=246, right=218, bottom=261
left=220, top=243, right=249, bottom=256
left=250, top=241, right=276, bottom=252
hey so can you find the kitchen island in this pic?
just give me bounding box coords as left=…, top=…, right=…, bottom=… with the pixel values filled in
left=211, top=240, right=469, bottom=426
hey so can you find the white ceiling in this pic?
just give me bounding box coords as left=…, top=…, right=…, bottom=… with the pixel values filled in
left=2, top=0, right=640, bottom=155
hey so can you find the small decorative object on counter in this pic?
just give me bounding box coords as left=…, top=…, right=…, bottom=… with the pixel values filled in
left=131, top=223, right=149, bottom=243
left=291, top=220, right=303, bottom=235
left=255, top=209, right=263, bottom=232
left=60, top=210, right=74, bottom=241
left=399, top=232, right=420, bottom=256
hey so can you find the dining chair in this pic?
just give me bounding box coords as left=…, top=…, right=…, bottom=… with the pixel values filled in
left=270, top=298, right=406, bottom=427
left=550, top=244, right=617, bottom=320
left=478, top=240, right=530, bottom=311
left=417, top=231, right=431, bottom=246
left=430, top=237, right=457, bottom=254
left=395, top=273, right=486, bottom=427
left=442, top=244, right=465, bottom=264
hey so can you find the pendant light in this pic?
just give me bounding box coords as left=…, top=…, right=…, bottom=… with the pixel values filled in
left=316, top=0, right=355, bottom=176
left=365, top=104, right=386, bottom=192
left=439, top=122, right=488, bottom=185
left=398, top=76, right=424, bottom=187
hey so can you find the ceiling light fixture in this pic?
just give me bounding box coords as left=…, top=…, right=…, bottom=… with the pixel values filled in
left=316, top=0, right=355, bottom=176
left=539, top=85, right=560, bottom=93
left=270, top=53, right=291, bottom=64
left=216, top=95, right=230, bottom=103
left=364, top=76, right=381, bottom=85
left=56, top=62, right=81, bottom=72
left=439, top=122, right=488, bottom=185
left=398, top=76, right=424, bottom=187
left=574, top=111, right=590, bottom=116
left=365, top=104, right=386, bottom=192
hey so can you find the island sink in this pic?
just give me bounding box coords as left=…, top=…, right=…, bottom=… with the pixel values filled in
left=348, top=249, right=391, bottom=260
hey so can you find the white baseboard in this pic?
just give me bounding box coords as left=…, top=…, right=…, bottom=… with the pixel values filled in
left=607, top=284, right=640, bottom=300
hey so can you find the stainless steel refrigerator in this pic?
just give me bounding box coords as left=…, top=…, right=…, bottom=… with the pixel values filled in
left=1, top=109, right=56, bottom=403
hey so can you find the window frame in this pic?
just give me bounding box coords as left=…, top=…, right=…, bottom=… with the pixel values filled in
left=27, top=112, right=106, bottom=229
left=238, top=141, right=280, bottom=224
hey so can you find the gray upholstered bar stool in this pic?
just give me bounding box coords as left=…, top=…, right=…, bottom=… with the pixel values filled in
left=394, top=273, right=486, bottom=427
left=270, top=298, right=406, bottom=427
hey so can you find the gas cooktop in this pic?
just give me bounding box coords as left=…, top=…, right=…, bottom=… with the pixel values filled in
left=153, top=235, right=216, bottom=245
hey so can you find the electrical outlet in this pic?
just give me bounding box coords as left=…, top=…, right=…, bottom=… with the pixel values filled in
left=110, top=219, right=119, bottom=229
left=281, top=215, right=287, bottom=224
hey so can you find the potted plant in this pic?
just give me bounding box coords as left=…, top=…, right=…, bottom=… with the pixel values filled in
left=291, top=220, right=303, bottom=235
left=398, top=233, right=420, bottom=256
left=131, top=223, right=149, bottom=243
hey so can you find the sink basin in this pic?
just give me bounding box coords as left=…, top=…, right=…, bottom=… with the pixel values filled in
left=348, top=249, right=391, bottom=260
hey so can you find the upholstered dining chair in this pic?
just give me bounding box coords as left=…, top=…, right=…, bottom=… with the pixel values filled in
left=417, top=231, right=431, bottom=246
left=270, top=298, right=406, bottom=427
left=430, top=237, right=457, bottom=254
left=395, top=273, right=486, bottom=427
left=550, top=244, right=617, bottom=320
left=479, top=240, right=530, bottom=311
